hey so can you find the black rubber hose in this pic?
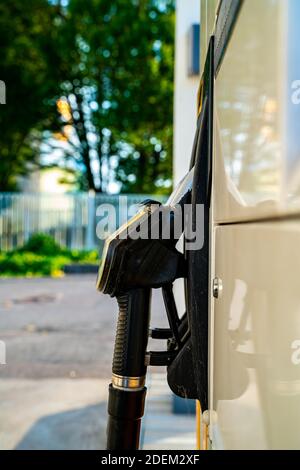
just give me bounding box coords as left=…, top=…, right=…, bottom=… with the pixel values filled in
left=107, top=385, right=146, bottom=450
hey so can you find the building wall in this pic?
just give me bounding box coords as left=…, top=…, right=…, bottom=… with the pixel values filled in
left=200, top=0, right=218, bottom=76
left=20, top=168, right=76, bottom=194
left=173, top=0, right=201, bottom=316
left=173, top=0, right=200, bottom=185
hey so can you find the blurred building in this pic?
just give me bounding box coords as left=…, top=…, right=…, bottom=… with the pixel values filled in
left=173, top=0, right=201, bottom=317
left=173, top=0, right=200, bottom=184
left=19, top=167, right=77, bottom=194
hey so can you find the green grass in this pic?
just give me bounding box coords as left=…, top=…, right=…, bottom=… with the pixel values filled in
left=0, top=233, right=99, bottom=278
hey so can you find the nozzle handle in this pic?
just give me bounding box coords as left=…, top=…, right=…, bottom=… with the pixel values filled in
left=107, top=288, right=151, bottom=450
left=112, top=288, right=151, bottom=378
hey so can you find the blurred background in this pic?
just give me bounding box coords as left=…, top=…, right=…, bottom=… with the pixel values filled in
left=0, top=0, right=201, bottom=450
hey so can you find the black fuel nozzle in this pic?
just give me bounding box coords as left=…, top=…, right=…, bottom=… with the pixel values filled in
left=97, top=172, right=193, bottom=450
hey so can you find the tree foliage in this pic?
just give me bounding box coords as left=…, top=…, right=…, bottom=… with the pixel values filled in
left=0, top=0, right=175, bottom=194
left=0, top=0, right=65, bottom=191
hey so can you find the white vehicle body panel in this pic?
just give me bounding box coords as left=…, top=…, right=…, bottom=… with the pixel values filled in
left=202, top=0, right=300, bottom=449
left=214, top=0, right=300, bottom=223
left=212, top=222, right=300, bottom=449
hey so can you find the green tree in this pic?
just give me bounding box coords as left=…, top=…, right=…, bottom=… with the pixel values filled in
left=0, top=0, right=65, bottom=191
left=0, top=0, right=175, bottom=194
left=47, top=0, right=175, bottom=194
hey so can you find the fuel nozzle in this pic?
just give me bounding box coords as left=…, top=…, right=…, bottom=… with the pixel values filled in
left=97, top=172, right=193, bottom=450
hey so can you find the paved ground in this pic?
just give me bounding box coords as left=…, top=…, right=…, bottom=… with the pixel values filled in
left=0, top=378, right=108, bottom=450
left=142, top=374, right=196, bottom=450
left=0, top=275, right=195, bottom=450
left=0, top=275, right=168, bottom=379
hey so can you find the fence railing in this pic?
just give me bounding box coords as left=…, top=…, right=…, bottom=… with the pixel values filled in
left=0, top=193, right=167, bottom=252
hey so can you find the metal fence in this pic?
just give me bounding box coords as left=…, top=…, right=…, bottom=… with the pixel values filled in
left=0, top=193, right=167, bottom=252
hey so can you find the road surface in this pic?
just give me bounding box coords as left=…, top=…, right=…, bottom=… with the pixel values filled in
left=0, top=275, right=167, bottom=379
left=0, top=275, right=197, bottom=450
